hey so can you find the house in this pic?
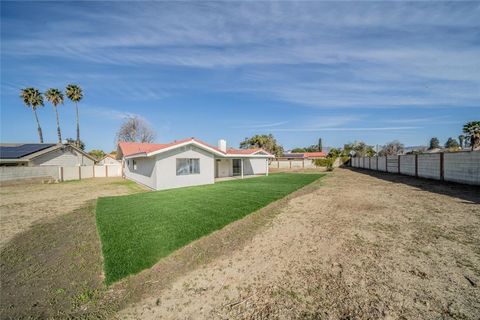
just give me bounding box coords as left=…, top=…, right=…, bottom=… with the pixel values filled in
left=282, top=151, right=326, bottom=160
left=117, top=138, right=274, bottom=190
left=0, top=143, right=96, bottom=167
left=98, top=154, right=120, bottom=166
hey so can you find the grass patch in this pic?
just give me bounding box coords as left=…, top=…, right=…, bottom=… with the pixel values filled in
left=96, top=173, right=323, bottom=284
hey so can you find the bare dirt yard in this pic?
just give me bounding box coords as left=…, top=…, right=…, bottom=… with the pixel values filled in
left=1, top=169, right=479, bottom=319
left=0, top=178, right=144, bottom=248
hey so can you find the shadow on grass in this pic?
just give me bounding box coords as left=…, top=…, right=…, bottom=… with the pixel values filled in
left=346, top=167, right=480, bottom=204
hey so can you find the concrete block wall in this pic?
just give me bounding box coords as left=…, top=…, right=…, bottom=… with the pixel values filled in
left=417, top=154, right=441, bottom=180
left=387, top=156, right=399, bottom=173
left=350, top=151, right=479, bottom=186
left=444, top=152, right=480, bottom=185
left=399, top=155, right=416, bottom=176
left=377, top=156, right=387, bottom=172
left=0, top=166, right=59, bottom=182
left=371, top=157, right=378, bottom=170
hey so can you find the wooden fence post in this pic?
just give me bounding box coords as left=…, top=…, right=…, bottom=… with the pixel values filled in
left=440, top=153, right=444, bottom=181
left=415, top=154, right=418, bottom=177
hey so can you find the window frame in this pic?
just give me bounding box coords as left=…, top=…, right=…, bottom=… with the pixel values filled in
left=176, top=158, right=200, bottom=176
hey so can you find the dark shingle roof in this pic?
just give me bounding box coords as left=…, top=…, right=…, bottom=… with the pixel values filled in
left=0, top=144, right=56, bottom=159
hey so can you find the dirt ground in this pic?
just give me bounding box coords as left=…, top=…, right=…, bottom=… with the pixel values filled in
left=1, top=169, right=479, bottom=319
left=0, top=178, right=143, bottom=248
left=118, top=169, right=480, bottom=319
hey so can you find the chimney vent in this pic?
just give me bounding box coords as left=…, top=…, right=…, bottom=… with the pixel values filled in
left=218, top=139, right=227, bottom=152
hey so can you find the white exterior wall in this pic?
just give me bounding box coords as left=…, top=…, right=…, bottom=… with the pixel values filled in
left=444, top=151, right=480, bottom=185
left=418, top=154, right=441, bottom=180
left=31, top=147, right=94, bottom=166
left=399, top=155, right=416, bottom=176
left=154, top=145, right=214, bottom=190
left=216, top=159, right=232, bottom=178
left=124, top=156, right=157, bottom=189
left=243, top=158, right=268, bottom=175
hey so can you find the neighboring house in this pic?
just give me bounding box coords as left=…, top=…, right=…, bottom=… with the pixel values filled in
left=98, top=154, right=120, bottom=166
left=117, top=137, right=274, bottom=190
left=0, top=143, right=96, bottom=167
left=282, top=152, right=327, bottom=159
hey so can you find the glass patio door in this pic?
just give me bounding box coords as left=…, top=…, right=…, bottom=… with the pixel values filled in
left=232, top=159, right=241, bottom=176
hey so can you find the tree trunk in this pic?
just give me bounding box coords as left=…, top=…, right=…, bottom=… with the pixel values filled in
left=54, top=105, right=62, bottom=143
left=75, top=102, right=80, bottom=147
left=33, top=108, right=43, bottom=143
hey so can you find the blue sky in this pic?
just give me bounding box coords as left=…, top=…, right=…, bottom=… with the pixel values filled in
left=1, top=1, right=479, bottom=152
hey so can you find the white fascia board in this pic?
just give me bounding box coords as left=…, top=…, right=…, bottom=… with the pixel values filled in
left=222, top=154, right=275, bottom=158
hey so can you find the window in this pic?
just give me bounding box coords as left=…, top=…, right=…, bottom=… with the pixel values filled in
left=133, top=159, right=137, bottom=170
left=176, top=158, right=200, bottom=175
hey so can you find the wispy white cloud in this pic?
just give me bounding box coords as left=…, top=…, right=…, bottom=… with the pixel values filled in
left=232, top=121, right=289, bottom=129
left=269, top=126, right=421, bottom=132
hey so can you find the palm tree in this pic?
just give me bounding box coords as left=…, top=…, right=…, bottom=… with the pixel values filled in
left=65, top=84, right=83, bottom=147
left=20, top=87, right=44, bottom=143
left=463, top=121, right=480, bottom=150
left=45, top=88, right=64, bottom=143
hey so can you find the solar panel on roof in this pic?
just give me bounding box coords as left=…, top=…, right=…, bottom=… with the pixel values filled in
left=0, top=144, right=56, bottom=159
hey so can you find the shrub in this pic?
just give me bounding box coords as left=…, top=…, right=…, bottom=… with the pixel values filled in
left=314, top=157, right=336, bottom=171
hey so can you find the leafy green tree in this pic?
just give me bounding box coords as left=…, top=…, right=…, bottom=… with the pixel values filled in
left=343, top=141, right=374, bottom=157
left=463, top=121, right=480, bottom=150
left=327, top=147, right=341, bottom=158
left=89, top=149, right=106, bottom=160
left=240, top=134, right=284, bottom=157
left=428, top=137, right=440, bottom=150
left=45, top=88, right=64, bottom=143
left=66, top=138, right=85, bottom=150
left=291, top=148, right=306, bottom=153
left=444, top=137, right=460, bottom=150
left=65, top=84, right=83, bottom=147
left=20, top=88, right=44, bottom=143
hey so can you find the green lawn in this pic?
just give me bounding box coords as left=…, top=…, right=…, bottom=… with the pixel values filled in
left=96, top=173, right=323, bottom=284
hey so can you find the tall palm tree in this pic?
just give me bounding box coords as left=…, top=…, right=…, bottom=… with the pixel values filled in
left=20, top=87, right=44, bottom=143
left=65, top=84, right=83, bottom=147
left=463, top=121, right=480, bottom=150
left=45, top=88, right=64, bottom=143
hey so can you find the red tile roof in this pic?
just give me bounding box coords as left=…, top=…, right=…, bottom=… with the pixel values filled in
left=226, top=148, right=262, bottom=155
left=303, top=152, right=327, bottom=158
left=118, top=138, right=268, bottom=157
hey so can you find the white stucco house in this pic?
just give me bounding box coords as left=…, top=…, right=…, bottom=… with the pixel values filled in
left=0, top=143, right=96, bottom=167
left=117, top=138, right=274, bottom=190
left=98, top=154, right=120, bottom=166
